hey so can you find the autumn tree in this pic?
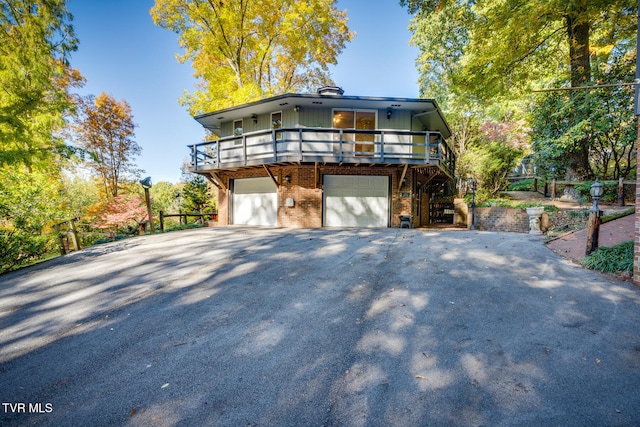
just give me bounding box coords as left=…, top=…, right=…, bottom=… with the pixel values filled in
left=95, top=194, right=148, bottom=234
left=74, top=92, right=142, bottom=199
left=150, top=0, right=354, bottom=114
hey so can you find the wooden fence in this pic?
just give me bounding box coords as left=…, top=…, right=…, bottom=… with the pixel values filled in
left=158, top=210, right=218, bottom=232
left=509, top=176, right=634, bottom=206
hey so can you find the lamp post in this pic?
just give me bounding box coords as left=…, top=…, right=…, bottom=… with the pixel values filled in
left=550, top=166, right=556, bottom=200
left=585, top=179, right=603, bottom=255
left=140, top=176, right=154, bottom=234
left=468, top=177, right=476, bottom=230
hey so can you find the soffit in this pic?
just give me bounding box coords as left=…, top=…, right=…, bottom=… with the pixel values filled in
left=194, top=93, right=451, bottom=138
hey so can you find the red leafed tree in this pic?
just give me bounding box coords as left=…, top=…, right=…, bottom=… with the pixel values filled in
left=95, top=194, right=147, bottom=233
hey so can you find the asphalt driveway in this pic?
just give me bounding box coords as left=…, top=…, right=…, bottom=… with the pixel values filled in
left=1, top=227, right=640, bottom=426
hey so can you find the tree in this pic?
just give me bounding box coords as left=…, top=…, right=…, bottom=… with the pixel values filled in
left=95, top=194, right=148, bottom=234
left=403, top=0, right=637, bottom=179
left=0, top=0, right=83, bottom=170
left=150, top=0, right=354, bottom=114
left=532, top=50, right=637, bottom=181
left=181, top=174, right=215, bottom=214
left=74, top=92, right=142, bottom=198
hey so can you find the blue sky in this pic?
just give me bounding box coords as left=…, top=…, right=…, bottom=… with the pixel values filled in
left=67, top=0, right=420, bottom=183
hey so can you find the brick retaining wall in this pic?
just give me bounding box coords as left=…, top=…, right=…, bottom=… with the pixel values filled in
left=472, top=207, right=531, bottom=233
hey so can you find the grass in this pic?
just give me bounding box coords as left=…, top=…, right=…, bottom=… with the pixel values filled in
left=582, top=240, right=634, bottom=276
left=602, top=207, right=635, bottom=224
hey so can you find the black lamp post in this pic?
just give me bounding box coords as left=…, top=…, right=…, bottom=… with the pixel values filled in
left=550, top=166, right=556, bottom=200
left=590, top=179, right=603, bottom=211
left=586, top=179, right=603, bottom=255
left=140, top=176, right=154, bottom=234
left=468, top=177, right=476, bottom=230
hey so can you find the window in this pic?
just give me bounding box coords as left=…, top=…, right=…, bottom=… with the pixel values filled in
left=271, top=111, right=282, bottom=139
left=233, top=119, right=243, bottom=136
left=233, top=119, right=243, bottom=146
left=333, top=110, right=376, bottom=155
left=271, top=112, right=282, bottom=130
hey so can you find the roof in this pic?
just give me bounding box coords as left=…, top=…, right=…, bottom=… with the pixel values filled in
left=194, top=92, right=452, bottom=139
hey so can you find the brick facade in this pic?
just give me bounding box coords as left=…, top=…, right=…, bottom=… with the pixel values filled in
left=212, top=164, right=414, bottom=228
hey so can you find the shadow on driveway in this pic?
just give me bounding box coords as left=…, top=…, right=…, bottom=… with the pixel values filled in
left=1, top=227, right=640, bottom=426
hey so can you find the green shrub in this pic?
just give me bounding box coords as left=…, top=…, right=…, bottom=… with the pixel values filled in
left=582, top=240, right=634, bottom=275
left=163, top=223, right=203, bottom=233
left=574, top=181, right=619, bottom=203
left=508, top=179, right=535, bottom=191
left=0, top=230, right=52, bottom=274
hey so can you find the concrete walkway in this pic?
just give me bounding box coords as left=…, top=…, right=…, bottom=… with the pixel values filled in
left=1, top=227, right=640, bottom=426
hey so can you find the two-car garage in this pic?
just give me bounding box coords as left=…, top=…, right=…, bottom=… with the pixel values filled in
left=230, top=175, right=390, bottom=228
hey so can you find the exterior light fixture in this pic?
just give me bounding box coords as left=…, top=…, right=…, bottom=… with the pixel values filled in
left=387, top=110, right=392, bottom=119
left=139, top=177, right=154, bottom=234
left=468, top=177, right=476, bottom=230
left=586, top=179, right=604, bottom=255
left=140, top=176, right=152, bottom=189
left=550, top=166, right=556, bottom=200
left=251, top=114, right=258, bottom=124
left=294, top=106, right=300, bottom=112
left=590, top=179, right=603, bottom=211
left=284, top=175, right=291, bottom=183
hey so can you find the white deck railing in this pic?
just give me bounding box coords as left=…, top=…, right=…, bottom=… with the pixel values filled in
left=189, top=128, right=454, bottom=176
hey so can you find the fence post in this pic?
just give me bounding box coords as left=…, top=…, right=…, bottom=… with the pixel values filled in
left=159, top=210, right=165, bottom=232
left=618, top=177, right=625, bottom=206
left=68, top=219, right=80, bottom=251
left=54, top=224, right=66, bottom=256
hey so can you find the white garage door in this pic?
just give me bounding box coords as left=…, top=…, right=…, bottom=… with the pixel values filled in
left=323, top=175, right=389, bottom=227
left=232, top=177, right=277, bottom=226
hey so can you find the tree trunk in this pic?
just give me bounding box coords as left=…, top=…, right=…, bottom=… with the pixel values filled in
left=565, top=12, right=592, bottom=179
left=566, top=13, right=590, bottom=86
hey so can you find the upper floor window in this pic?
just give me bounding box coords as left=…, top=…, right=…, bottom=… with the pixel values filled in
left=233, top=119, right=243, bottom=136
left=333, top=109, right=376, bottom=154
left=271, top=112, right=282, bottom=130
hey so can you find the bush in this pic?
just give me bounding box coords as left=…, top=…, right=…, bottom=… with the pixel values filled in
left=0, top=230, right=52, bottom=274
left=574, top=181, right=619, bottom=203
left=582, top=240, right=634, bottom=275
left=508, top=179, right=535, bottom=191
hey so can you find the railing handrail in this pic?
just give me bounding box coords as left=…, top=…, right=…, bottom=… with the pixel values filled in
left=193, top=127, right=444, bottom=146
left=189, top=127, right=454, bottom=176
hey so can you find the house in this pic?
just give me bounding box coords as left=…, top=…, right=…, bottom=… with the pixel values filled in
left=188, top=87, right=455, bottom=228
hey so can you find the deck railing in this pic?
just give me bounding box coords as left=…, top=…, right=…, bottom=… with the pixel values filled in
left=189, top=128, right=454, bottom=176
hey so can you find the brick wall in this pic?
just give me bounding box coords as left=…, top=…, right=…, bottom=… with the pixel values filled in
left=471, top=207, right=531, bottom=233
left=279, top=165, right=322, bottom=228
